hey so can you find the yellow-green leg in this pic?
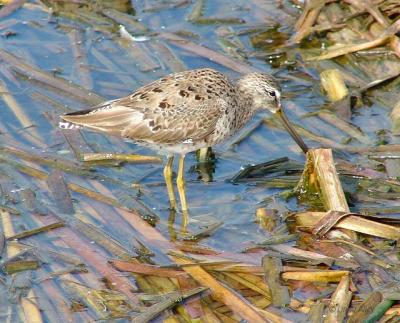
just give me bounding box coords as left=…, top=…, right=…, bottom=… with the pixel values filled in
left=176, top=154, right=188, bottom=211
left=163, top=156, right=176, bottom=210
left=167, top=209, right=177, bottom=241
left=177, top=154, right=189, bottom=232
left=198, top=147, right=209, bottom=163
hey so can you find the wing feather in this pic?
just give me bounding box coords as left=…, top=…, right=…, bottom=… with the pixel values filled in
left=60, top=68, right=233, bottom=144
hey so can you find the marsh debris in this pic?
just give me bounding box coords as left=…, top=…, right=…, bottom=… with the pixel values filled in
left=1, top=0, right=400, bottom=321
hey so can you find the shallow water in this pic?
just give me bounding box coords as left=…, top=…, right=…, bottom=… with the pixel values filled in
left=1, top=0, right=400, bottom=322
left=1, top=1, right=307, bottom=246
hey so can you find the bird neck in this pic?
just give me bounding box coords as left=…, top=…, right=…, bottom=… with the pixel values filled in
left=232, top=85, right=259, bottom=130
left=236, top=78, right=261, bottom=110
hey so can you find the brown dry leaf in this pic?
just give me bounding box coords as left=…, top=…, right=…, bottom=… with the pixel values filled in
left=308, top=301, right=325, bottom=323
left=110, top=260, right=188, bottom=278
left=324, top=274, right=352, bottom=323
left=290, top=0, right=326, bottom=44
left=348, top=291, right=382, bottom=323
left=307, top=33, right=389, bottom=61
left=262, top=256, right=290, bottom=307
left=208, top=264, right=264, bottom=274
left=270, top=244, right=336, bottom=266
left=308, top=18, right=400, bottom=61
left=343, top=0, right=389, bottom=27
left=296, top=148, right=357, bottom=241
left=170, top=253, right=277, bottom=323
left=311, top=210, right=352, bottom=236
left=295, top=212, right=400, bottom=239
left=176, top=275, right=205, bottom=319
left=282, top=270, right=349, bottom=283
left=223, top=272, right=271, bottom=298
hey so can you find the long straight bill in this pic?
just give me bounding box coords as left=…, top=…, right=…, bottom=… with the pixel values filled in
left=276, top=108, right=309, bottom=154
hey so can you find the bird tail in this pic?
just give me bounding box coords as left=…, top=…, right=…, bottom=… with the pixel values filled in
left=59, top=106, right=99, bottom=130
left=59, top=119, right=82, bottom=130
left=58, top=99, right=132, bottom=136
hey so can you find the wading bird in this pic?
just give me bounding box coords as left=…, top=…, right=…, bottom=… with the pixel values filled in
left=60, top=68, right=308, bottom=218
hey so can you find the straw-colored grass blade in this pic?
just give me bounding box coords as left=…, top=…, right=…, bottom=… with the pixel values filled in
left=320, top=69, right=349, bottom=102
left=282, top=270, right=349, bottom=283
left=324, top=274, right=352, bottom=323
left=295, top=211, right=400, bottom=239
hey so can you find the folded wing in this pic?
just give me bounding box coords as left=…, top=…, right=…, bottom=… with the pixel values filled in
left=60, top=69, right=229, bottom=144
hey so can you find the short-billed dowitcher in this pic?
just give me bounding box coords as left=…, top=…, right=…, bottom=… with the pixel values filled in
left=60, top=68, right=308, bottom=214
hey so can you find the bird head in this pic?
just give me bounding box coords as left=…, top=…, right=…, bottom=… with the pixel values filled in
left=238, top=73, right=282, bottom=113
left=238, top=72, right=308, bottom=154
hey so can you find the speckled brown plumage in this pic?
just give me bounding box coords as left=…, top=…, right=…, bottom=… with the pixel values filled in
left=60, top=68, right=282, bottom=155
left=60, top=68, right=308, bottom=214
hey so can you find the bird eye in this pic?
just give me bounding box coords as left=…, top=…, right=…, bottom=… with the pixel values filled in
left=268, top=91, right=276, bottom=97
